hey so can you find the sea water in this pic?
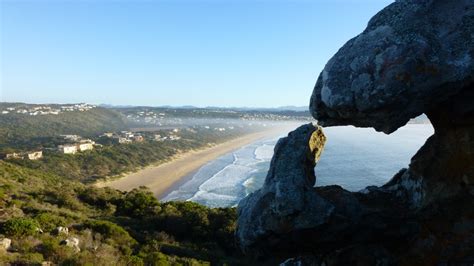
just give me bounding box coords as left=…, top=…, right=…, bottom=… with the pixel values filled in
left=163, top=124, right=434, bottom=207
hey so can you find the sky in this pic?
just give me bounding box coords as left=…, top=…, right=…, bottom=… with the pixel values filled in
left=1, top=0, right=393, bottom=108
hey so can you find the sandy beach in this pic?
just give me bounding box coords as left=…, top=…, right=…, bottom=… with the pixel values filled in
left=96, top=125, right=295, bottom=199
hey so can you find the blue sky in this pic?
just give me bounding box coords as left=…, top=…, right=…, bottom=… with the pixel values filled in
left=1, top=0, right=393, bottom=107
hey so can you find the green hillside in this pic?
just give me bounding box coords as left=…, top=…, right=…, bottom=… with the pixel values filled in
left=0, top=161, right=245, bottom=265
left=0, top=106, right=128, bottom=147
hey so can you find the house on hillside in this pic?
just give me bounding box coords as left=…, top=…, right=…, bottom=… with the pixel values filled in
left=3, top=151, right=43, bottom=160
left=58, top=145, right=78, bottom=154
left=77, top=143, right=94, bottom=152
left=27, top=151, right=43, bottom=160
left=4, top=153, right=22, bottom=159
left=169, top=135, right=181, bottom=141
left=118, top=137, right=132, bottom=144
left=133, top=135, right=144, bottom=142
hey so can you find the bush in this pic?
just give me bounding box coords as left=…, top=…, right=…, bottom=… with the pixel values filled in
left=41, top=188, right=83, bottom=211
left=15, top=252, right=45, bottom=265
left=34, top=212, right=67, bottom=232
left=144, top=251, right=210, bottom=266
left=126, top=255, right=145, bottom=266
left=78, top=186, right=122, bottom=209
left=116, top=187, right=160, bottom=217
left=3, top=217, right=40, bottom=237
left=82, top=220, right=137, bottom=254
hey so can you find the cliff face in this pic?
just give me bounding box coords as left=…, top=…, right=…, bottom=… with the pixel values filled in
left=236, top=1, right=474, bottom=264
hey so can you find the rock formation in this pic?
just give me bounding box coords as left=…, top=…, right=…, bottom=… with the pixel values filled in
left=0, top=238, right=11, bottom=252
left=237, top=124, right=329, bottom=252
left=62, top=237, right=80, bottom=252
left=237, top=0, right=474, bottom=264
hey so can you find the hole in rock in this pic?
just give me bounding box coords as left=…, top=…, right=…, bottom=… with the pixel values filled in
left=315, top=122, right=434, bottom=191
left=165, top=120, right=433, bottom=208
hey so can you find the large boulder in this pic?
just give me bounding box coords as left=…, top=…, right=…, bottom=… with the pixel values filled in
left=309, top=0, right=474, bottom=209
left=310, top=0, right=474, bottom=134
left=237, top=124, right=474, bottom=264
left=237, top=0, right=474, bottom=264
left=236, top=124, right=330, bottom=253
left=55, top=226, right=69, bottom=235
left=62, top=237, right=80, bottom=252
left=0, top=238, right=11, bottom=252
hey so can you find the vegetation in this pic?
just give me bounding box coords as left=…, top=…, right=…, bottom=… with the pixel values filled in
left=3, top=217, right=40, bottom=237
left=6, top=126, right=253, bottom=183
left=0, top=161, right=247, bottom=265
left=0, top=103, right=297, bottom=265
left=0, top=107, right=128, bottom=150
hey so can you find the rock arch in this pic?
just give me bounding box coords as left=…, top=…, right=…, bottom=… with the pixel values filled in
left=236, top=1, right=474, bottom=264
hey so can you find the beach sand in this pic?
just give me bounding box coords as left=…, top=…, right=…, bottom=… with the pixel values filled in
left=95, top=125, right=296, bottom=199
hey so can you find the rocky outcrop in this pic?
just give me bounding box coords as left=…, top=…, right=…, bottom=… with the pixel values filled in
left=310, top=0, right=474, bottom=134
left=55, top=226, right=69, bottom=235
left=62, top=237, right=80, bottom=252
left=309, top=0, right=474, bottom=209
left=237, top=124, right=328, bottom=252
left=237, top=124, right=474, bottom=264
left=0, top=238, right=11, bottom=252
left=237, top=0, right=474, bottom=264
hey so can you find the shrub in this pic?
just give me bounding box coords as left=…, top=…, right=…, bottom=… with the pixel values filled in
left=34, top=212, right=67, bottom=232
left=3, top=217, right=40, bottom=237
left=116, top=187, right=160, bottom=217
left=78, top=186, right=122, bottom=209
left=37, top=237, right=61, bottom=260
left=41, top=189, right=83, bottom=211
left=126, top=255, right=145, bottom=266
left=37, top=233, right=75, bottom=262
left=144, top=251, right=210, bottom=266
left=82, top=220, right=137, bottom=254
left=15, top=252, right=44, bottom=265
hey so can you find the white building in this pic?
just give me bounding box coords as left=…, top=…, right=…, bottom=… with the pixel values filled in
left=27, top=151, right=43, bottom=160
left=77, top=143, right=94, bottom=152
left=169, top=135, right=181, bottom=141
left=58, top=145, right=78, bottom=154
left=102, top=132, right=114, bottom=138
left=118, top=137, right=132, bottom=144
left=4, top=153, right=22, bottom=159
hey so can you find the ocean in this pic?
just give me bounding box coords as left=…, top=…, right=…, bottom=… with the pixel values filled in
left=163, top=124, right=434, bottom=208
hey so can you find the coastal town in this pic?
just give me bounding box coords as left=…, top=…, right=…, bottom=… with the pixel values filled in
left=0, top=103, right=307, bottom=164
left=0, top=128, right=186, bottom=161
left=0, top=103, right=96, bottom=116
left=117, top=106, right=312, bottom=127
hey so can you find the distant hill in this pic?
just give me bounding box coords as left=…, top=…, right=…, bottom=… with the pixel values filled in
left=0, top=103, right=128, bottom=145
left=110, top=106, right=311, bottom=119
left=102, top=103, right=309, bottom=112
left=274, top=106, right=308, bottom=112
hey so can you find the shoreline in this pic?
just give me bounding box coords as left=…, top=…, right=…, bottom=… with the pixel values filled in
left=95, top=126, right=295, bottom=199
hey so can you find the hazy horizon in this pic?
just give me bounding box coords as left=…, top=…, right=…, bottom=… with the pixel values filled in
left=1, top=100, right=311, bottom=109
left=1, top=0, right=393, bottom=107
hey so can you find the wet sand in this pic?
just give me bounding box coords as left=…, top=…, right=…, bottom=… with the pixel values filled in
left=95, top=126, right=295, bottom=198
